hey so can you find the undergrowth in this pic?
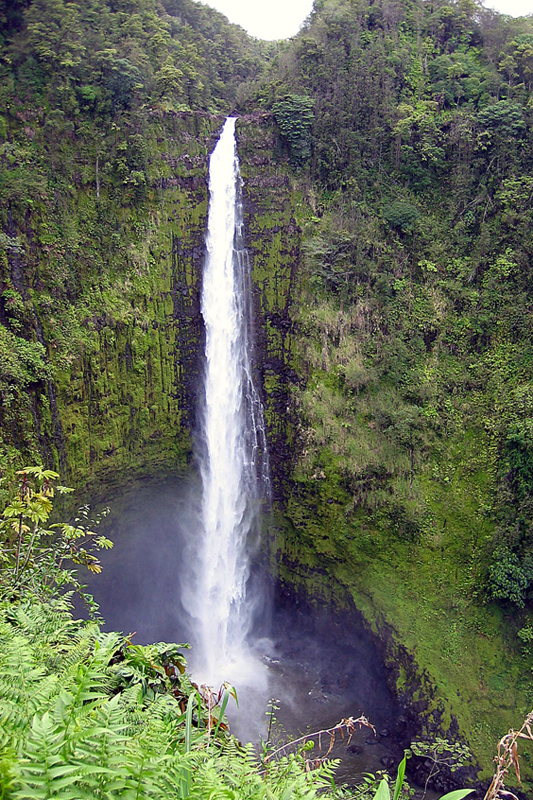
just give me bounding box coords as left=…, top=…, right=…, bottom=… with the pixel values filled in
left=0, top=595, right=341, bottom=800
left=0, top=468, right=341, bottom=800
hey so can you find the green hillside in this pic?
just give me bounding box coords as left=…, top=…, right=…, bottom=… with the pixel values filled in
left=249, top=0, right=533, bottom=781
left=1, top=0, right=533, bottom=794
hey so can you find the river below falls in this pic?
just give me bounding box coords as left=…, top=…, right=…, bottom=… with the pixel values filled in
left=77, top=477, right=424, bottom=789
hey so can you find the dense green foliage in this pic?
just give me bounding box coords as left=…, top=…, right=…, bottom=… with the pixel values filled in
left=272, top=94, right=315, bottom=164
left=252, top=0, right=533, bottom=779
left=254, top=0, right=533, bottom=606
left=265, top=0, right=533, bottom=600
left=0, top=596, right=343, bottom=800
left=0, top=0, right=271, bottom=113
left=0, top=0, right=275, bottom=484
left=3, top=0, right=533, bottom=787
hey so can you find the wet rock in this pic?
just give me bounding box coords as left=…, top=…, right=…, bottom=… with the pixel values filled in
left=312, top=695, right=328, bottom=705
left=347, top=744, right=363, bottom=755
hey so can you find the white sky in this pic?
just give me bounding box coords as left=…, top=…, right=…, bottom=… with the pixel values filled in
left=198, top=0, right=314, bottom=39
left=199, top=0, right=532, bottom=40
left=485, top=0, right=533, bottom=15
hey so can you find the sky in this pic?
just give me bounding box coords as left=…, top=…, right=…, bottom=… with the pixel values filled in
left=485, top=0, right=533, bottom=16
left=198, top=0, right=532, bottom=40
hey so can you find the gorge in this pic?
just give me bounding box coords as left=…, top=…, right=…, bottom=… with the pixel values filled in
left=2, top=0, right=533, bottom=796
left=85, top=117, right=408, bottom=777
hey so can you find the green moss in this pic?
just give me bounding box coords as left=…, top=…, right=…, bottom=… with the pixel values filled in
left=0, top=111, right=222, bottom=489
left=272, top=434, right=533, bottom=787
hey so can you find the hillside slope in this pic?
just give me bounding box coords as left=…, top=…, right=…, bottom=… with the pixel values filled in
left=256, top=0, right=533, bottom=783
left=2, top=0, right=533, bottom=786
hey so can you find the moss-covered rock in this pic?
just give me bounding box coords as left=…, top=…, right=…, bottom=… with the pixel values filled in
left=237, top=113, right=301, bottom=500
left=0, top=111, right=224, bottom=490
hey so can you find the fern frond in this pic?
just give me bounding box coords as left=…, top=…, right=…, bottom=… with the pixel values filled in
left=0, top=633, right=49, bottom=737
left=15, top=713, right=82, bottom=800
left=46, top=627, right=96, bottom=677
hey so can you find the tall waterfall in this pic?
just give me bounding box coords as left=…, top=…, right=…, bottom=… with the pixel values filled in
left=190, top=117, right=269, bottom=687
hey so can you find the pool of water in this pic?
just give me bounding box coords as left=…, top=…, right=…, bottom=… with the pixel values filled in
left=78, top=477, right=408, bottom=786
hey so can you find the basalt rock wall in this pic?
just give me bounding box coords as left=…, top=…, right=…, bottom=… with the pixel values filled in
left=1, top=111, right=301, bottom=499
left=237, top=113, right=300, bottom=502
left=1, top=112, right=224, bottom=490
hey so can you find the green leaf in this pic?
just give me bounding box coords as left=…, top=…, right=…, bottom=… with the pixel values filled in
left=438, top=791, right=475, bottom=800
left=393, top=757, right=406, bottom=800
left=185, top=694, right=194, bottom=753
left=3, top=502, right=26, bottom=517
left=213, top=689, right=230, bottom=739
left=17, top=467, right=59, bottom=481
left=95, top=537, right=113, bottom=550
left=374, top=778, right=391, bottom=800
left=227, top=683, right=238, bottom=707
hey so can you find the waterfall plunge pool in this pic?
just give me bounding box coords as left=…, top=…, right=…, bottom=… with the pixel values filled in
left=78, top=477, right=411, bottom=787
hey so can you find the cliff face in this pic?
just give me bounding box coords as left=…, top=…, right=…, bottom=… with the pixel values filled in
left=0, top=110, right=303, bottom=495
left=0, top=0, right=273, bottom=490
left=237, top=114, right=300, bottom=500
left=53, top=114, right=218, bottom=488
left=1, top=112, right=224, bottom=489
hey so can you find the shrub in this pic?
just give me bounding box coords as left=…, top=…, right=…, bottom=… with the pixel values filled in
left=382, top=201, right=420, bottom=232
left=488, top=546, right=533, bottom=607
left=273, top=94, right=315, bottom=165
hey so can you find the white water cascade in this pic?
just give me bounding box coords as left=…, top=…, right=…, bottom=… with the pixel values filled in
left=187, top=117, right=270, bottom=689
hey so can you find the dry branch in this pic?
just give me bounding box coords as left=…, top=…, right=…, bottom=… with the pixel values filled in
left=263, top=715, right=375, bottom=765
left=483, top=710, right=533, bottom=800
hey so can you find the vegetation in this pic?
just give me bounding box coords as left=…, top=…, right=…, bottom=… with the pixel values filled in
left=264, top=0, right=533, bottom=613
left=237, top=0, right=533, bottom=781
left=0, top=465, right=111, bottom=612
left=0, top=468, right=345, bottom=800
left=0, top=0, right=276, bottom=485
left=272, top=94, right=315, bottom=165
left=2, top=0, right=533, bottom=790
left=0, top=596, right=345, bottom=800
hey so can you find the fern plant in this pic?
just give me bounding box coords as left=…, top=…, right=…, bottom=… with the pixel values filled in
left=0, top=472, right=410, bottom=800
left=0, top=594, right=342, bottom=800
left=0, top=467, right=111, bottom=614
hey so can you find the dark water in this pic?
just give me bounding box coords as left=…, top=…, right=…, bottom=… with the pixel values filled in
left=79, top=478, right=407, bottom=785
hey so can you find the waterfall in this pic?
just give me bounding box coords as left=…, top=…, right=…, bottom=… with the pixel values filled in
left=188, top=116, right=269, bottom=688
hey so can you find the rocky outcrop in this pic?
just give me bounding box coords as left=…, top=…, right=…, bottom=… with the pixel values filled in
left=237, top=113, right=301, bottom=502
